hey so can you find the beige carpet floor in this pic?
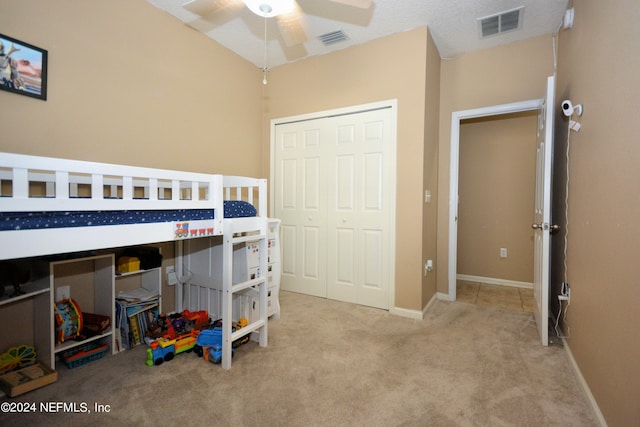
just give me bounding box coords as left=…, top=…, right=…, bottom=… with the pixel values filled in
left=0, top=291, right=596, bottom=426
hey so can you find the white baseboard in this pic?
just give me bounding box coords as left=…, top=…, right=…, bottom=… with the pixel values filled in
left=390, top=293, right=438, bottom=320
left=422, top=292, right=438, bottom=316
left=389, top=306, right=423, bottom=320
left=457, top=274, right=533, bottom=289
left=437, top=291, right=453, bottom=301
left=562, top=338, right=608, bottom=427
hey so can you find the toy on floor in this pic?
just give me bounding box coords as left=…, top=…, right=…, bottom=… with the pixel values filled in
left=204, top=344, right=232, bottom=364
left=145, top=330, right=199, bottom=366
left=194, top=318, right=250, bottom=362
left=0, top=345, right=36, bottom=374
left=154, top=310, right=211, bottom=340
left=181, top=310, right=210, bottom=330
left=145, top=310, right=212, bottom=366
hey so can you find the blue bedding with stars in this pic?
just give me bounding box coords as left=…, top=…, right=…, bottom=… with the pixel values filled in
left=0, top=200, right=257, bottom=231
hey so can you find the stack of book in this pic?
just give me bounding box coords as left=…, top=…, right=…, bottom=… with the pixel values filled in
left=115, top=288, right=159, bottom=351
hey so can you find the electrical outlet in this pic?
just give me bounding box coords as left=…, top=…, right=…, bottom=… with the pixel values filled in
left=167, top=272, right=178, bottom=285
left=424, top=260, right=433, bottom=276
left=56, top=285, right=70, bottom=302
left=500, top=248, right=508, bottom=258
left=166, top=266, right=178, bottom=286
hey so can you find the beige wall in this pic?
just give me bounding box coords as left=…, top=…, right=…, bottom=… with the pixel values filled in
left=458, top=113, right=536, bottom=283
left=263, top=27, right=437, bottom=311
left=437, top=35, right=554, bottom=294
left=0, top=0, right=263, bottom=177
left=554, top=0, right=640, bottom=424
left=421, top=30, right=441, bottom=307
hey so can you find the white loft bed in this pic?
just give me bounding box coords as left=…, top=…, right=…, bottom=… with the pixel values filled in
left=0, top=152, right=269, bottom=369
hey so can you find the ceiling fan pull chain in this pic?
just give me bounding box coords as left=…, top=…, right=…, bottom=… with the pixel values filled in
left=262, top=16, right=268, bottom=85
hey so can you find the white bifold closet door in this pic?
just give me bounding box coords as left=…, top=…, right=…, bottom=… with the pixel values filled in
left=274, top=106, right=394, bottom=310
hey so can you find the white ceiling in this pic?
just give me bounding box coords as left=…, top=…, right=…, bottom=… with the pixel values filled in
left=148, top=0, right=570, bottom=69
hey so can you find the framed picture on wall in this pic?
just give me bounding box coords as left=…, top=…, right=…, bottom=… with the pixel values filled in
left=0, top=33, right=48, bottom=101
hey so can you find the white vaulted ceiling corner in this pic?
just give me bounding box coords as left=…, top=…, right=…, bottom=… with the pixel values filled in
left=148, top=0, right=570, bottom=69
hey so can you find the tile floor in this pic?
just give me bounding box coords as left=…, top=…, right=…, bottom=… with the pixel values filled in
left=457, top=280, right=534, bottom=313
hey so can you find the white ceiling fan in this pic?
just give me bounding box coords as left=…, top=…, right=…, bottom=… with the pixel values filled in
left=182, top=0, right=372, bottom=47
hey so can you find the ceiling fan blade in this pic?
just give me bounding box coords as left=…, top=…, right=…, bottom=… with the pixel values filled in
left=182, top=0, right=239, bottom=16
left=276, top=8, right=307, bottom=47
left=327, top=0, right=372, bottom=8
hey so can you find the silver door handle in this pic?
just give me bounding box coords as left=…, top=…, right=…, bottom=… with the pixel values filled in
left=531, top=223, right=560, bottom=231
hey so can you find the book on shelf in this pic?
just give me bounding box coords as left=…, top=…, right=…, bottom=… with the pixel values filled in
left=116, top=292, right=159, bottom=350
left=116, top=287, right=158, bottom=303
left=129, top=315, right=141, bottom=347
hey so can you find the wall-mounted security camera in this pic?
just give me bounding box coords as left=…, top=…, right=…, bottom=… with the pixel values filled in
left=561, top=100, right=583, bottom=117
left=563, top=8, right=575, bottom=30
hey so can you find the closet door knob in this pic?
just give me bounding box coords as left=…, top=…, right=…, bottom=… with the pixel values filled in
left=342, top=218, right=347, bottom=223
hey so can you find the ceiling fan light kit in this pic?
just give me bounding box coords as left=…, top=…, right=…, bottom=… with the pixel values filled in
left=243, top=0, right=296, bottom=18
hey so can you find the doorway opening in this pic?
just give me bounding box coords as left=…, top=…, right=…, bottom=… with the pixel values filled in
left=448, top=99, right=544, bottom=302
left=456, top=111, right=538, bottom=312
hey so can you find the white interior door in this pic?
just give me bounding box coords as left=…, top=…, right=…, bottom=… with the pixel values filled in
left=449, top=78, right=555, bottom=347
left=274, top=120, right=327, bottom=298
left=326, top=109, right=392, bottom=309
left=532, top=75, right=556, bottom=346
left=273, top=103, right=395, bottom=310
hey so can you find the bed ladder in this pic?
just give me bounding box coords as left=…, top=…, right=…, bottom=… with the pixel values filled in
left=220, top=217, right=269, bottom=369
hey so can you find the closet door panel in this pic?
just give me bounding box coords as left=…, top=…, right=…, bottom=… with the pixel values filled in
left=327, top=127, right=358, bottom=303
left=280, top=159, right=297, bottom=209
left=303, top=225, right=321, bottom=279
left=281, top=224, right=297, bottom=277
left=359, top=113, right=391, bottom=308
left=326, top=109, right=391, bottom=309
left=362, top=229, right=383, bottom=288
left=303, top=157, right=321, bottom=210
left=363, top=152, right=383, bottom=211
left=335, top=229, right=355, bottom=285
left=275, top=122, right=327, bottom=298
left=275, top=105, right=394, bottom=310
left=336, top=155, right=355, bottom=210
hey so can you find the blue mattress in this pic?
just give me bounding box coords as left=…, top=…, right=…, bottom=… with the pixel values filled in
left=0, top=200, right=257, bottom=231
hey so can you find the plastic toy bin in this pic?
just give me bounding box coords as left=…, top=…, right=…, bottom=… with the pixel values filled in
left=60, top=340, right=109, bottom=369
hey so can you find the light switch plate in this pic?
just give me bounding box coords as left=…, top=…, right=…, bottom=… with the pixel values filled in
left=56, top=285, right=70, bottom=301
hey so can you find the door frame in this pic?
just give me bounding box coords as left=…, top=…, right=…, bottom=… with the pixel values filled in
left=269, top=99, right=398, bottom=310
left=448, top=99, right=544, bottom=301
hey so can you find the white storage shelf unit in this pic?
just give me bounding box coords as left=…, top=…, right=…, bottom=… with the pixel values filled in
left=115, top=267, right=162, bottom=312
left=49, top=254, right=115, bottom=369
left=0, top=266, right=50, bottom=367
left=1, top=254, right=160, bottom=370
left=114, top=266, right=162, bottom=352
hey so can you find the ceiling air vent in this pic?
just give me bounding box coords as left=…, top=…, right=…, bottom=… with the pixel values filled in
left=318, top=30, right=349, bottom=46
left=478, top=6, right=524, bottom=38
